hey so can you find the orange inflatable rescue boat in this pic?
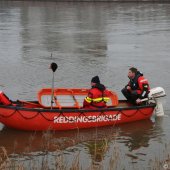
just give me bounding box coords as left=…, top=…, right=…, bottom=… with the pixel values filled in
left=0, top=87, right=165, bottom=131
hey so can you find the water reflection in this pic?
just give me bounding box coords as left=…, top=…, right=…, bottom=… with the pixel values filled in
left=83, top=119, right=156, bottom=166
left=0, top=120, right=155, bottom=156
left=0, top=118, right=168, bottom=169
left=19, top=2, right=108, bottom=59
left=117, top=119, right=155, bottom=151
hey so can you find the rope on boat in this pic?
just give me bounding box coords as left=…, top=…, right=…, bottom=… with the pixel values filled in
left=0, top=109, right=17, bottom=118
left=0, top=107, right=152, bottom=122
left=17, top=110, right=40, bottom=119
left=119, top=110, right=139, bottom=117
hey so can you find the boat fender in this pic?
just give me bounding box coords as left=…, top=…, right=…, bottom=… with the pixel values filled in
left=0, top=91, right=12, bottom=105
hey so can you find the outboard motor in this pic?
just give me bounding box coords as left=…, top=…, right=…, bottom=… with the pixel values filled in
left=148, top=87, right=166, bottom=116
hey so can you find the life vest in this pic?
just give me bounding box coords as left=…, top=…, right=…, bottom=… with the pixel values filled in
left=128, top=72, right=150, bottom=97
left=0, top=91, right=12, bottom=105
left=137, top=76, right=150, bottom=94
left=83, top=85, right=110, bottom=109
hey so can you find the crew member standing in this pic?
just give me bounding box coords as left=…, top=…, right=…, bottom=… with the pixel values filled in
left=121, top=67, right=150, bottom=105
left=83, top=76, right=110, bottom=109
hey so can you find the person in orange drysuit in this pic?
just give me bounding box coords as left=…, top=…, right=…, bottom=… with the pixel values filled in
left=83, top=76, right=110, bottom=109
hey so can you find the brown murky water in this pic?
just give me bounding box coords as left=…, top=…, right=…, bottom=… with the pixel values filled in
left=0, top=1, right=170, bottom=169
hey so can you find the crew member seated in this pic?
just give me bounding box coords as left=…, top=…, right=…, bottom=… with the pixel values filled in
left=121, top=67, right=150, bottom=105
left=83, top=76, right=110, bottom=109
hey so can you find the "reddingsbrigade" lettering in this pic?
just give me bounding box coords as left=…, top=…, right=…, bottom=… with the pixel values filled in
left=54, top=114, right=121, bottom=124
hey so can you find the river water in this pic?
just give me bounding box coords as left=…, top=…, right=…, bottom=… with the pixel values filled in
left=0, top=1, right=170, bottom=169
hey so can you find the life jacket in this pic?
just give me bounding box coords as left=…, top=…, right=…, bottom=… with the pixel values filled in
left=0, top=91, right=12, bottom=105
left=83, top=84, right=110, bottom=109
left=128, top=71, right=150, bottom=98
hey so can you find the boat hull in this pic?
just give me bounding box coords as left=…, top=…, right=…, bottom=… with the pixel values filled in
left=0, top=103, right=155, bottom=131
